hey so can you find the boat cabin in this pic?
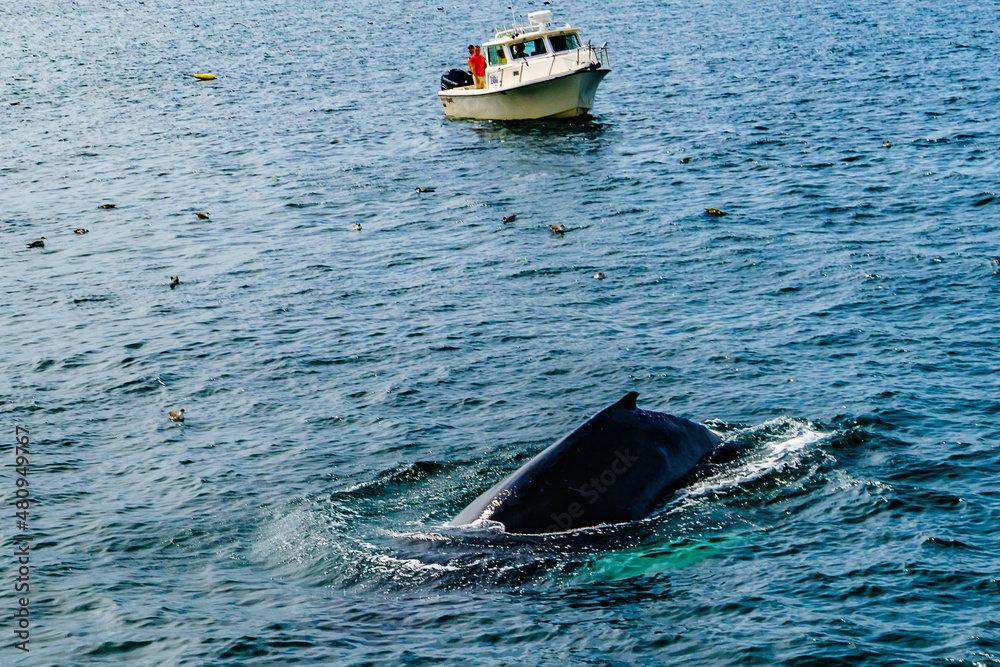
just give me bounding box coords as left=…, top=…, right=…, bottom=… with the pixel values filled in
left=478, top=11, right=606, bottom=91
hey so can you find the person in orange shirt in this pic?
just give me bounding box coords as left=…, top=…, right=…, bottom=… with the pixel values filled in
left=467, top=45, right=477, bottom=86
left=468, top=45, right=487, bottom=89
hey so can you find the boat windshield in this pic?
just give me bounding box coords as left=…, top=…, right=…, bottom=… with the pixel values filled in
left=549, top=33, right=581, bottom=52
left=487, top=44, right=507, bottom=65
left=510, top=37, right=547, bottom=59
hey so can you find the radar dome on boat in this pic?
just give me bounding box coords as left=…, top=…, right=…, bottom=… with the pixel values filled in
left=527, top=10, right=552, bottom=25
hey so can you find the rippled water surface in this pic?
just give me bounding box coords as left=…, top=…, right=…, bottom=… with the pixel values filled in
left=3, top=0, right=1000, bottom=664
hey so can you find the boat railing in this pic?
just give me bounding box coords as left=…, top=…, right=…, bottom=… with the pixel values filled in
left=489, top=43, right=609, bottom=89
left=571, top=43, right=610, bottom=68
left=541, top=45, right=610, bottom=78
left=550, top=49, right=588, bottom=75
left=494, top=21, right=541, bottom=39
left=587, top=42, right=610, bottom=68
left=493, top=62, right=525, bottom=88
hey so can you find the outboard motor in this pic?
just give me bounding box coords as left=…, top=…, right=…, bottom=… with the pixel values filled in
left=441, top=68, right=474, bottom=91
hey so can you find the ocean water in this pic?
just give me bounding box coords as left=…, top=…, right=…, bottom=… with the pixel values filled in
left=2, top=0, right=999, bottom=663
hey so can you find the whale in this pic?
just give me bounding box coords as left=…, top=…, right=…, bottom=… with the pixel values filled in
left=449, top=392, right=722, bottom=534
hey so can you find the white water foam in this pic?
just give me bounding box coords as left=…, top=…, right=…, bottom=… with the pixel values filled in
left=367, top=549, right=461, bottom=573
left=679, top=418, right=829, bottom=501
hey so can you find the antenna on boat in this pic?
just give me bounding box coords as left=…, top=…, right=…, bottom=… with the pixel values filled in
left=508, top=3, right=516, bottom=32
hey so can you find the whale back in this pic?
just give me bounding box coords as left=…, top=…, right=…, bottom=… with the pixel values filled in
left=449, top=392, right=721, bottom=533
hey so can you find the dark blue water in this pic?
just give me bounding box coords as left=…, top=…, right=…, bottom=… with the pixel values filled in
left=3, top=0, right=999, bottom=663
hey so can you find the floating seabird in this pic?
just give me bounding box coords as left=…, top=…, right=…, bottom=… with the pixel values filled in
left=98, top=203, right=116, bottom=209
left=195, top=212, right=210, bottom=219
left=503, top=214, right=517, bottom=222
left=74, top=228, right=89, bottom=234
left=549, top=224, right=566, bottom=234
left=169, top=276, right=180, bottom=287
left=882, top=140, right=892, bottom=148
left=27, top=237, right=45, bottom=248
left=594, top=272, right=606, bottom=279
left=705, top=208, right=726, bottom=216
left=168, top=409, right=185, bottom=422
left=415, top=187, right=435, bottom=193
left=353, top=223, right=362, bottom=230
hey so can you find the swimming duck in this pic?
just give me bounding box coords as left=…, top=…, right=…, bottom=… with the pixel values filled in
left=503, top=214, right=517, bottom=223
left=169, top=276, right=180, bottom=287
left=195, top=212, right=210, bottom=219
left=353, top=223, right=362, bottom=230
left=882, top=140, right=892, bottom=148
left=549, top=225, right=566, bottom=234
left=705, top=208, right=726, bottom=216
left=74, top=228, right=89, bottom=234
left=415, top=187, right=435, bottom=193
left=27, top=237, right=45, bottom=248
left=594, top=272, right=606, bottom=280
left=98, top=203, right=116, bottom=209
left=168, top=409, right=185, bottom=422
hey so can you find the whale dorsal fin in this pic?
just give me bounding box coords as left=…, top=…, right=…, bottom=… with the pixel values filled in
left=612, top=392, right=639, bottom=411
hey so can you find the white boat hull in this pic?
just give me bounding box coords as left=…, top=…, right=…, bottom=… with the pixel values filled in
left=439, top=67, right=609, bottom=120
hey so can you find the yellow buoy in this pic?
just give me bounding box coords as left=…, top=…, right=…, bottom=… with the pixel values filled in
left=193, top=73, right=216, bottom=80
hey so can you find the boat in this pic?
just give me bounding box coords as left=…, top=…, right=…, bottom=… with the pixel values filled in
left=438, top=10, right=611, bottom=120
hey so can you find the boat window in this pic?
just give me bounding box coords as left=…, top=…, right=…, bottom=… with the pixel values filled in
left=487, top=44, right=507, bottom=65
left=510, top=37, right=547, bottom=59
left=549, top=33, right=581, bottom=52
